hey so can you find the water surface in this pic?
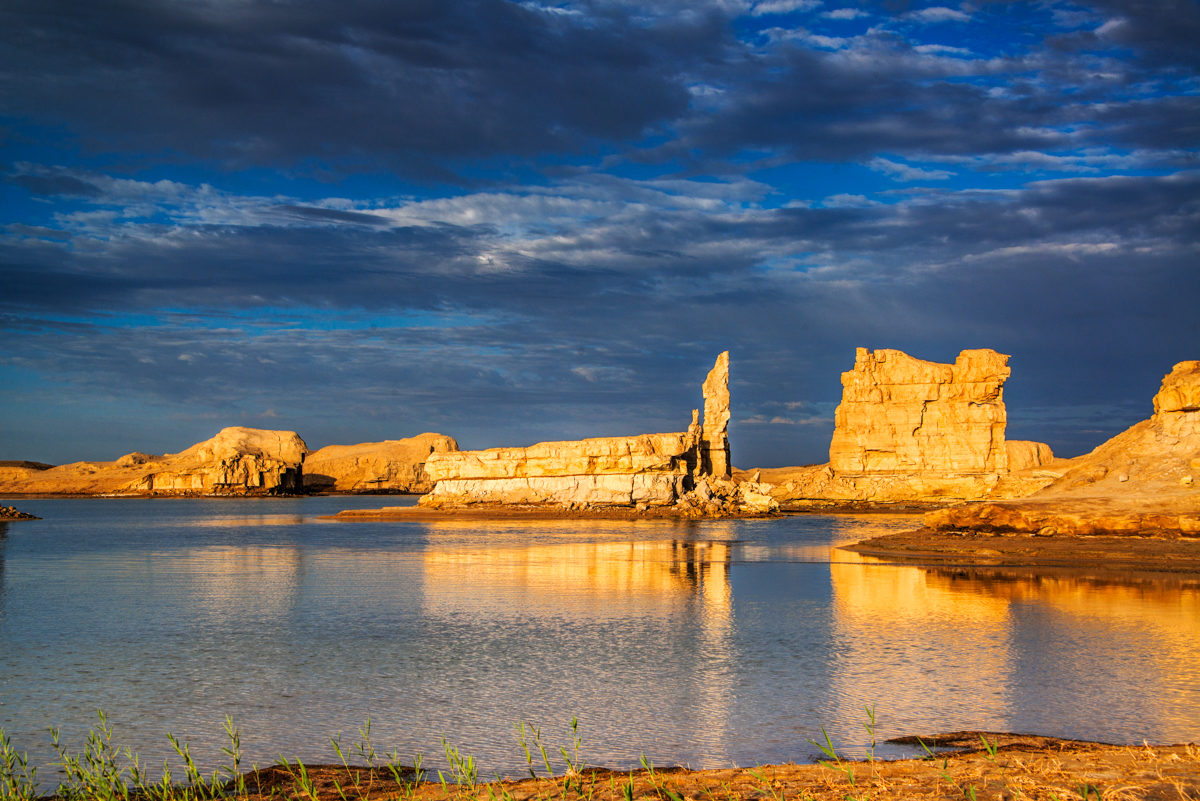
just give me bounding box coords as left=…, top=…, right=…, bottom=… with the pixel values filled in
left=1, top=497, right=1197, bottom=777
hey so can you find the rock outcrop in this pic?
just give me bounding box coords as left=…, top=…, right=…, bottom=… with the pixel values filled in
left=420, top=352, right=775, bottom=515
left=0, top=427, right=308, bottom=495
left=303, top=434, right=459, bottom=493
left=925, top=360, right=1200, bottom=537
left=764, top=348, right=1059, bottom=506
left=702, top=352, right=732, bottom=479
left=0, top=504, right=40, bottom=520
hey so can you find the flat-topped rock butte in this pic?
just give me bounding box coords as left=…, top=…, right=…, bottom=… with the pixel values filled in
left=749, top=348, right=1060, bottom=507
left=848, top=359, right=1200, bottom=565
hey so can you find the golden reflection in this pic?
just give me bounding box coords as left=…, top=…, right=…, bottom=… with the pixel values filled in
left=420, top=533, right=736, bottom=765
left=828, top=560, right=1200, bottom=745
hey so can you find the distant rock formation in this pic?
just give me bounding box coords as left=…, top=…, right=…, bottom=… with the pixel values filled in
left=303, top=434, right=459, bottom=493
left=0, top=427, right=308, bottom=496
left=926, top=360, right=1200, bottom=537
left=421, top=352, right=776, bottom=515
left=762, top=348, right=1059, bottom=506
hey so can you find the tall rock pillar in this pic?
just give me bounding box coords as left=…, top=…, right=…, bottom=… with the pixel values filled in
left=702, top=351, right=731, bottom=479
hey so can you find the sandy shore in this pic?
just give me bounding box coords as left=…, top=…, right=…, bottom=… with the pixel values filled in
left=218, top=734, right=1197, bottom=801
left=330, top=504, right=780, bottom=522
left=843, top=528, right=1200, bottom=572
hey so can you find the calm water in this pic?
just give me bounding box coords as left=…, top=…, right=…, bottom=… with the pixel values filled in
left=1, top=497, right=1198, bottom=778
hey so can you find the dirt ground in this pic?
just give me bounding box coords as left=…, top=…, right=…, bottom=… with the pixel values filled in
left=230, top=735, right=1199, bottom=801
left=843, top=529, right=1200, bottom=572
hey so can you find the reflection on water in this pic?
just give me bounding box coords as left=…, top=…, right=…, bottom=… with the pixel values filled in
left=0, top=499, right=1197, bottom=778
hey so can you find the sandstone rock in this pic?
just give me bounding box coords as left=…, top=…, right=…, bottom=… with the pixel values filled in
left=1005, top=441, right=1054, bottom=472
left=417, top=352, right=773, bottom=516
left=755, top=348, right=1056, bottom=506
left=304, top=433, right=458, bottom=492
left=925, top=360, right=1200, bottom=537
left=830, top=348, right=1010, bottom=474
left=125, top=427, right=308, bottom=493
left=425, top=433, right=696, bottom=482
left=0, top=427, right=308, bottom=495
left=702, top=351, right=731, bottom=479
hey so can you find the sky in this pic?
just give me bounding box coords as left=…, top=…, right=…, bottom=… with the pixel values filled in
left=1, top=0, right=1198, bottom=468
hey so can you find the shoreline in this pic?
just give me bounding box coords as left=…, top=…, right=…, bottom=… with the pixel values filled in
left=9, top=732, right=1194, bottom=801
left=329, top=503, right=780, bottom=522
left=843, top=528, right=1200, bottom=573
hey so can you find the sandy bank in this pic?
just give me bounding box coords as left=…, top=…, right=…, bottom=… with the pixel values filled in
left=843, top=528, right=1200, bottom=572
left=329, top=503, right=779, bottom=522
left=193, top=735, right=1197, bottom=801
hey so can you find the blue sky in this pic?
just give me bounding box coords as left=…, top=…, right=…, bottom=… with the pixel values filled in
left=2, top=0, right=1198, bottom=466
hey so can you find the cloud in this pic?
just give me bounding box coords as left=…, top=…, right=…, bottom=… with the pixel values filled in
left=908, top=7, right=972, bottom=24
left=820, top=8, right=869, bottom=20
left=867, top=158, right=956, bottom=181
left=750, top=0, right=822, bottom=16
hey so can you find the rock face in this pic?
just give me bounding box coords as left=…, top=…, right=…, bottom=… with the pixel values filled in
left=830, top=348, right=1011, bottom=474
left=925, top=360, right=1200, bottom=537
left=303, top=434, right=459, bottom=493
left=421, top=352, right=775, bottom=515
left=0, top=427, right=308, bottom=495
left=765, top=348, right=1059, bottom=506
left=702, top=351, right=732, bottom=479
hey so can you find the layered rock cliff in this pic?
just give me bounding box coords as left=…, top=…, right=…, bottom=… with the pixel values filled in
left=304, top=434, right=459, bottom=493
left=925, top=360, right=1200, bottom=537
left=0, top=427, right=308, bottom=495
left=420, top=352, right=774, bottom=514
left=765, top=348, right=1059, bottom=506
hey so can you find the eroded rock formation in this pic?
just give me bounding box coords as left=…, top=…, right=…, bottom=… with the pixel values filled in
left=0, top=427, right=308, bottom=495
left=764, top=348, right=1059, bottom=506
left=925, top=360, right=1200, bottom=537
left=702, top=351, right=732, bottom=479
left=420, top=352, right=774, bottom=515
left=303, top=434, right=459, bottom=493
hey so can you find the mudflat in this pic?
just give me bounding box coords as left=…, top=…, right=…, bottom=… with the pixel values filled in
left=843, top=528, right=1200, bottom=572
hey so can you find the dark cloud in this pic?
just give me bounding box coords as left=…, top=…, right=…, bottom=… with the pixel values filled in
left=2, top=0, right=1196, bottom=176
left=0, top=0, right=725, bottom=173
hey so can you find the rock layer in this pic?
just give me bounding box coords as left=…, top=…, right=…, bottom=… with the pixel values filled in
left=0, top=427, right=308, bottom=495
left=925, top=360, right=1200, bottom=537
left=304, top=434, right=458, bottom=492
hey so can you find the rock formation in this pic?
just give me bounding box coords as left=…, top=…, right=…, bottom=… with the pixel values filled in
left=925, top=360, right=1200, bottom=537
left=420, top=352, right=776, bottom=515
left=830, top=348, right=1011, bottom=474
left=761, top=348, right=1060, bottom=506
left=0, top=427, right=308, bottom=495
left=303, top=434, right=460, bottom=492
left=0, top=504, right=40, bottom=520
left=702, top=351, right=732, bottom=479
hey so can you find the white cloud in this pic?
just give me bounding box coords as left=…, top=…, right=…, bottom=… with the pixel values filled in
left=908, top=7, right=971, bottom=23
left=821, top=193, right=879, bottom=208
left=868, top=157, right=956, bottom=181
left=750, top=0, right=821, bottom=16
left=914, top=43, right=972, bottom=56
left=820, top=8, right=869, bottom=19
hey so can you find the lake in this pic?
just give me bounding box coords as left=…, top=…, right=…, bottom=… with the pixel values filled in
left=1, top=497, right=1198, bottom=779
